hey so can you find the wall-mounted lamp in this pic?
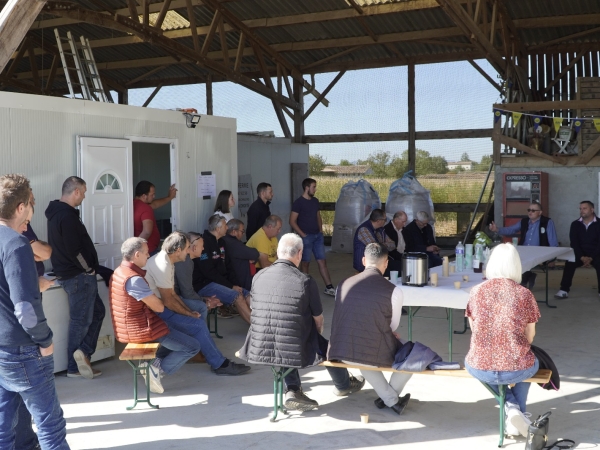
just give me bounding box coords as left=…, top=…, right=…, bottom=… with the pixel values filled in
left=183, top=112, right=201, bottom=128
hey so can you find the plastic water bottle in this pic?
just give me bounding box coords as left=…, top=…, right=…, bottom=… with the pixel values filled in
left=455, top=241, right=465, bottom=272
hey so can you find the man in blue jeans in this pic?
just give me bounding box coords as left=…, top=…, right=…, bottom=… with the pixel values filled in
left=290, top=178, right=335, bottom=296
left=45, top=176, right=104, bottom=379
left=112, top=236, right=250, bottom=394
left=0, top=174, right=69, bottom=449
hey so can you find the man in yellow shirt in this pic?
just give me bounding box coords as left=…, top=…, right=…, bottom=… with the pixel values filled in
left=246, top=215, right=282, bottom=269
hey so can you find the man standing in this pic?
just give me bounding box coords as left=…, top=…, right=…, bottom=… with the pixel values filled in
left=490, top=201, right=558, bottom=288
left=352, top=209, right=397, bottom=273
left=246, top=215, right=282, bottom=269
left=555, top=201, right=600, bottom=299
left=45, top=176, right=104, bottom=379
left=245, top=182, right=273, bottom=240
left=329, top=243, right=411, bottom=416
left=402, top=211, right=443, bottom=268
left=194, top=216, right=253, bottom=323
left=290, top=178, right=336, bottom=296
left=111, top=236, right=250, bottom=394
left=239, top=234, right=365, bottom=412
left=0, top=174, right=69, bottom=449
left=133, top=180, right=177, bottom=255
left=223, top=219, right=263, bottom=291
left=384, top=211, right=408, bottom=261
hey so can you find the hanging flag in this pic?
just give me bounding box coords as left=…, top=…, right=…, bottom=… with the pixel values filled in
left=493, top=109, right=502, bottom=123
left=533, top=115, right=543, bottom=132
left=594, top=118, right=600, bottom=132
left=512, top=112, right=523, bottom=126
left=553, top=117, right=563, bottom=133
left=573, top=119, right=583, bottom=133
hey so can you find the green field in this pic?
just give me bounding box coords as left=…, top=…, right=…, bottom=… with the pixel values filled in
left=315, top=174, right=493, bottom=237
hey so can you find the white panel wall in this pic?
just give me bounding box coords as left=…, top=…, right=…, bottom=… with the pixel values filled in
left=237, top=134, right=309, bottom=234
left=0, top=91, right=237, bottom=240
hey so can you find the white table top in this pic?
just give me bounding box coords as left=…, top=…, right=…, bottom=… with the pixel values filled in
left=390, top=246, right=576, bottom=310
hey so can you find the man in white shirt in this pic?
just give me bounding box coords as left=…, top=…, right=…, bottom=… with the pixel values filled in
left=384, top=211, right=407, bottom=261
left=328, top=243, right=412, bottom=416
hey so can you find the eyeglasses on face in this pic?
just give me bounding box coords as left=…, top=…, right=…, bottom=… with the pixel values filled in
left=527, top=209, right=541, bottom=212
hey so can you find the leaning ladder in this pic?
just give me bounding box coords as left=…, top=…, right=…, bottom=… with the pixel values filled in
left=54, top=29, right=110, bottom=102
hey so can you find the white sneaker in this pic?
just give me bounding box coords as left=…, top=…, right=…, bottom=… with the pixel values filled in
left=554, top=290, right=568, bottom=299
left=507, top=407, right=531, bottom=437
left=139, top=362, right=164, bottom=394
left=323, top=287, right=336, bottom=296
left=505, top=418, right=520, bottom=437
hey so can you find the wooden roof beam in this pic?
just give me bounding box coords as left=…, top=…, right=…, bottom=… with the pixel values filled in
left=528, top=26, right=600, bottom=52
left=468, top=59, right=501, bottom=92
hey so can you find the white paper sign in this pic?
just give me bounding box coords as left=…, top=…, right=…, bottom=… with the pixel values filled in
left=197, top=173, right=216, bottom=199
left=238, top=174, right=253, bottom=218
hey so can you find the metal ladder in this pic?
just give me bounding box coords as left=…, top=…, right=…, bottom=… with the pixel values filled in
left=54, top=29, right=111, bottom=102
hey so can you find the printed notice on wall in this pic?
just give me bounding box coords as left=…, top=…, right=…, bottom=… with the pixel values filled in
left=238, top=174, right=253, bottom=218
left=197, top=173, right=216, bottom=199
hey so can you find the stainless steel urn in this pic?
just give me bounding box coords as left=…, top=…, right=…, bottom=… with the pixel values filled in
left=401, top=252, right=429, bottom=287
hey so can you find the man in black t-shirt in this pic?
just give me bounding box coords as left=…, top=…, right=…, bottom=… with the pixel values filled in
left=245, top=182, right=273, bottom=240
left=290, top=178, right=335, bottom=296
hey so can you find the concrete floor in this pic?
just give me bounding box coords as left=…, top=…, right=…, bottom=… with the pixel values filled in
left=55, top=252, right=600, bottom=449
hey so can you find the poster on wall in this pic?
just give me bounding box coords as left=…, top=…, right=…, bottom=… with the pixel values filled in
left=238, top=174, right=253, bottom=218
left=197, top=172, right=216, bottom=199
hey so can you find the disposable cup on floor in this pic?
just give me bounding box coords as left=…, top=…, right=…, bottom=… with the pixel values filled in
left=360, top=413, right=369, bottom=424
left=390, top=271, right=399, bottom=284
left=454, top=281, right=461, bottom=289
left=463, top=275, right=469, bottom=282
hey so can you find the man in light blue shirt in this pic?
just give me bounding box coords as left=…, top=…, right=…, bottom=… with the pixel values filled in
left=489, top=201, right=558, bottom=289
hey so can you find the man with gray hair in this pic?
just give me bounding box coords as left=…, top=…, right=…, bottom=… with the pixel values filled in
left=112, top=235, right=250, bottom=394
left=329, top=243, right=412, bottom=416
left=223, top=219, right=264, bottom=291
left=194, top=215, right=252, bottom=323
left=45, top=175, right=105, bottom=379
left=384, top=211, right=408, bottom=261
left=239, top=233, right=365, bottom=412
left=402, top=211, right=442, bottom=268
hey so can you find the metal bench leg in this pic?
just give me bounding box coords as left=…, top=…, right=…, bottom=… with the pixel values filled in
left=454, top=316, right=469, bottom=334
left=126, top=360, right=159, bottom=410
left=270, top=367, right=294, bottom=422
left=480, top=382, right=506, bottom=447
left=207, top=307, right=223, bottom=338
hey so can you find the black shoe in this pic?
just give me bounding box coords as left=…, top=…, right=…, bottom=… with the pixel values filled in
left=390, top=393, right=411, bottom=415
left=333, top=374, right=365, bottom=396
left=527, top=273, right=537, bottom=290
left=284, top=388, right=318, bottom=411
left=375, top=393, right=410, bottom=410
left=213, top=361, right=251, bottom=376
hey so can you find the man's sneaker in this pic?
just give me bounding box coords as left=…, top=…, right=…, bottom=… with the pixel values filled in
left=554, top=290, right=569, bottom=299
left=333, top=374, right=366, bottom=396
left=217, top=305, right=233, bottom=319
left=67, top=368, right=102, bottom=378
left=140, top=362, right=164, bottom=394
left=73, top=349, right=94, bottom=379
left=374, top=393, right=410, bottom=410
left=323, top=286, right=336, bottom=296
left=505, top=417, right=521, bottom=437
left=213, top=361, right=251, bottom=376
left=527, top=273, right=537, bottom=290
left=284, top=388, right=318, bottom=411
left=506, top=406, right=531, bottom=437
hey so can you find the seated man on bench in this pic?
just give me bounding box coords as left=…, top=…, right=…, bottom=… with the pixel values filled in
left=238, top=233, right=365, bottom=412
left=328, top=243, right=412, bottom=416
left=110, top=236, right=250, bottom=394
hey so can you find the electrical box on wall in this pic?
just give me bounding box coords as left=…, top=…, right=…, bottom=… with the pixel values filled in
left=502, top=172, right=549, bottom=230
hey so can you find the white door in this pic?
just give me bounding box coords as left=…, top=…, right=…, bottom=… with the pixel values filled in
left=78, top=136, right=132, bottom=269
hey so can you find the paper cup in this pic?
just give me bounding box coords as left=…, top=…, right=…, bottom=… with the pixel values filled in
left=360, top=413, right=369, bottom=424
left=512, top=237, right=518, bottom=247
left=462, top=275, right=469, bottom=282
left=454, top=281, right=461, bottom=289
left=390, top=271, right=399, bottom=284
left=430, top=272, right=438, bottom=287
left=450, top=264, right=456, bottom=273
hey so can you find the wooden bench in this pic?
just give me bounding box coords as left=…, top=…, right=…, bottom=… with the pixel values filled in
left=119, top=343, right=161, bottom=410
left=321, top=361, right=552, bottom=448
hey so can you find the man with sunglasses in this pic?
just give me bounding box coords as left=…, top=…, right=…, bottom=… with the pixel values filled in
left=489, top=201, right=558, bottom=289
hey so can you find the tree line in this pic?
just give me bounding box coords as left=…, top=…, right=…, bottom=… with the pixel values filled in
left=309, top=150, right=492, bottom=177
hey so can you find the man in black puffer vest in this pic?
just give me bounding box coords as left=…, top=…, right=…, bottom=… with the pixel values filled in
left=490, top=200, right=558, bottom=289
left=238, top=233, right=365, bottom=412
left=329, top=243, right=412, bottom=416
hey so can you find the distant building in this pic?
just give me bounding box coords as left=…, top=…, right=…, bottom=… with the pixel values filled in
left=446, top=161, right=473, bottom=171
left=321, top=165, right=374, bottom=177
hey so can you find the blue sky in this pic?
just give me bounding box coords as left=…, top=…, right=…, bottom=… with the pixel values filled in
left=129, top=59, right=501, bottom=165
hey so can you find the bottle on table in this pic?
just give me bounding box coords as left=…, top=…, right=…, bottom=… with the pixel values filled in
left=455, top=241, right=465, bottom=272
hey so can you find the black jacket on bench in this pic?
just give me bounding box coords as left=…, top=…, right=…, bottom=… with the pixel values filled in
left=530, top=345, right=559, bottom=390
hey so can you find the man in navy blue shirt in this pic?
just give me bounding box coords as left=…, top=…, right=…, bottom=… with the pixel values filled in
left=290, top=178, right=336, bottom=296
left=0, top=174, right=69, bottom=449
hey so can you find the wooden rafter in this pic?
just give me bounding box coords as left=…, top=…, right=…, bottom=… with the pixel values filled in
left=142, top=83, right=163, bottom=107
left=26, top=38, right=39, bottom=88
left=528, top=26, right=600, bottom=52
left=217, top=15, right=229, bottom=66
left=303, top=46, right=364, bottom=71
left=185, top=0, right=200, bottom=53
left=42, top=3, right=301, bottom=110
left=575, top=135, right=600, bottom=166
left=126, top=65, right=168, bottom=86
left=201, top=10, right=221, bottom=57
left=302, top=71, right=345, bottom=121
left=542, top=49, right=587, bottom=95
left=5, top=37, right=30, bottom=80
left=234, top=32, right=244, bottom=72
left=127, top=0, right=139, bottom=22
left=467, top=60, right=502, bottom=92
left=142, top=0, right=149, bottom=27
left=154, top=0, right=171, bottom=30
left=492, top=133, right=567, bottom=165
